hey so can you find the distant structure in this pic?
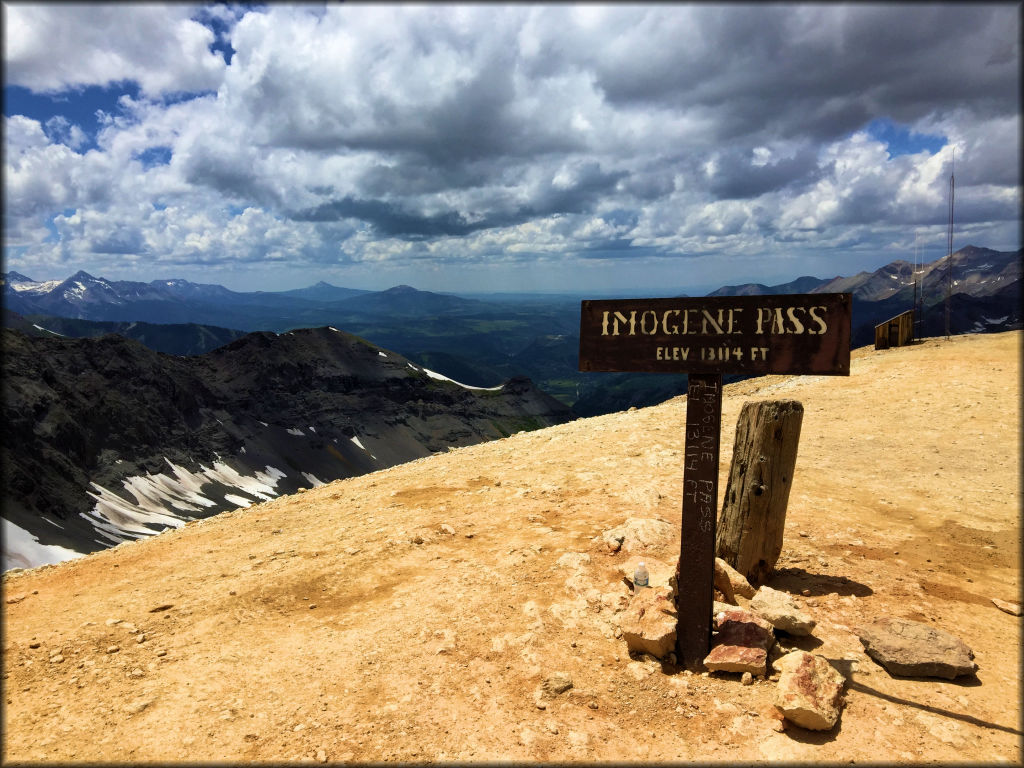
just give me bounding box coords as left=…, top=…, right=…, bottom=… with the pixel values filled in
left=874, top=309, right=915, bottom=350
left=912, top=230, right=924, bottom=340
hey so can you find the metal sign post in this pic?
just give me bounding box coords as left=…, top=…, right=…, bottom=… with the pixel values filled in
left=579, top=293, right=851, bottom=669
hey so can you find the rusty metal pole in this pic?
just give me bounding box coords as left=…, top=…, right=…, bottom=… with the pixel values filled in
left=676, top=373, right=722, bottom=669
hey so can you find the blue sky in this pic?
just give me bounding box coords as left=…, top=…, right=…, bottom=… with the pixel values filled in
left=3, top=3, right=1020, bottom=294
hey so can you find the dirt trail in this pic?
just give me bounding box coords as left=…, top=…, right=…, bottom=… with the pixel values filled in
left=3, top=331, right=1021, bottom=763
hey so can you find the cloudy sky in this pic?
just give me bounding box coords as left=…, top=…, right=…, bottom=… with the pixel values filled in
left=3, top=3, right=1020, bottom=294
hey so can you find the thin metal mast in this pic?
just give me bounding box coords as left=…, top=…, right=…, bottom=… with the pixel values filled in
left=917, top=228, right=925, bottom=335
left=945, top=149, right=954, bottom=339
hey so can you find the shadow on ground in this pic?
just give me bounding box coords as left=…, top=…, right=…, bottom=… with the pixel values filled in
left=768, top=568, right=873, bottom=597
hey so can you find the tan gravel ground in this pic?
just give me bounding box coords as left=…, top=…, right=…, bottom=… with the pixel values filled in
left=3, top=330, right=1021, bottom=763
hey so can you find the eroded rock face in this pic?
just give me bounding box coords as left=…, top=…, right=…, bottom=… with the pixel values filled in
left=703, top=608, right=774, bottom=675
left=619, top=586, right=677, bottom=659
left=857, top=618, right=978, bottom=679
left=774, top=651, right=845, bottom=730
left=750, top=585, right=816, bottom=635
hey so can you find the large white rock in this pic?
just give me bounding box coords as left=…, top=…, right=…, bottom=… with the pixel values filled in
left=750, top=585, right=816, bottom=635
left=774, top=651, right=846, bottom=730
left=619, top=586, right=677, bottom=659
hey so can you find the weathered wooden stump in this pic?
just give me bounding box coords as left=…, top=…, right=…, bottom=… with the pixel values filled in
left=716, top=399, right=803, bottom=586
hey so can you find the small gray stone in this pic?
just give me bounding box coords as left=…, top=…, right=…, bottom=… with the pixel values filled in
left=857, top=617, right=977, bottom=679
left=541, top=672, right=573, bottom=697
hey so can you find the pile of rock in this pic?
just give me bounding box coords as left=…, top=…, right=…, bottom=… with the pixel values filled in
left=608, top=528, right=979, bottom=733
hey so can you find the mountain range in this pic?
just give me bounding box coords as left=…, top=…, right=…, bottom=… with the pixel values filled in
left=4, top=245, right=1019, bottom=410
left=2, top=326, right=573, bottom=569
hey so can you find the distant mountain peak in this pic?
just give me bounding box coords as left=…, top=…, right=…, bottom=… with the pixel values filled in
left=65, top=269, right=99, bottom=282
left=386, top=284, right=419, bottom=293
left=4, top=271, right=36, bottom=284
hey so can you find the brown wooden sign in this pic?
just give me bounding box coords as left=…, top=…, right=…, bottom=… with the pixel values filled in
left=578, top=292, right=851, bottom=669
left=579, top=293, right=851, bottom=376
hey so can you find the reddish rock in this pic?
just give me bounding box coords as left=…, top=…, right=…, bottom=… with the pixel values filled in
left=774, top=651, right=845, bottom=730
left=704, top=644, right=768, bottom=675
left=703, top=607, right=774, bottom=675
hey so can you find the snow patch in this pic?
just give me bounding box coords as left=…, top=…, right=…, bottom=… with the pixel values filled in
left=32, top=323, right=65, bottom=336
left=2, top=518, right=84, bottom=571
left=287, top=427, right=305, bottom=436
left=301, top=472, right=325, bottom=487
left=80, top=459, right=285, bottom=546
left=379, top=351, right=388, bottom=358
left=223, top=494, right=253, bottom=508
left=982, top=316, right=1009, bottom=324
left=15, top=279, right=61, bottom=294
left=420, top=366, right=504, bottom=391
left=351, top=436, right=367, bottom=451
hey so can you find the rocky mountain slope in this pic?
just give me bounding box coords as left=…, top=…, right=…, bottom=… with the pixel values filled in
left=2, top=326, right=573, bottom=567
left=3, top=308, right=247, bottom=356
left=2, top=331, right=1019, bottom=762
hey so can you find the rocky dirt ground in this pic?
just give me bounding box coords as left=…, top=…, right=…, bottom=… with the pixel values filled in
left=3, top=331, right=1021, bottom=763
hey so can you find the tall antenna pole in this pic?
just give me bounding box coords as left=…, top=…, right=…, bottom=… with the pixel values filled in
left=945, top=148, right=954, bottom=339
left=912, top=230, right=920, bottom=341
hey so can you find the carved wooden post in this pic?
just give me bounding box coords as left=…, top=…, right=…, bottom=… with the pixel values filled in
left=715, top=399, right=803, bottom=586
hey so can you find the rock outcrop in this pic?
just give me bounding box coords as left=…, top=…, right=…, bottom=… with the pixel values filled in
left=597, top=518, right=674, bottom=553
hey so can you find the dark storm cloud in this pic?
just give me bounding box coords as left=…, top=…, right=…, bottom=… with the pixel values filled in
left=291, top=196, right=486, bottom=237
left=293, top=160, right=625, bottom=237
left=708, top=147, right=822, bottom=200
left=591, top=5, right=1017, bottom=144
